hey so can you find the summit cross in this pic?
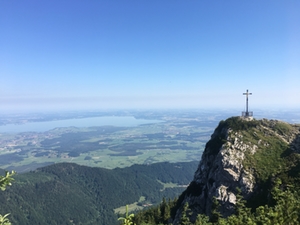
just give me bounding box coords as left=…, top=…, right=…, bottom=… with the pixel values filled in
left=242, top=89, right=253, bottom=117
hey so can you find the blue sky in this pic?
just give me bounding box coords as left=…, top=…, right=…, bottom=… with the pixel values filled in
left=1, top=0, right=299, bottom=112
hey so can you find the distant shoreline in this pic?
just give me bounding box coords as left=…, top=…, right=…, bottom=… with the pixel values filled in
left=0, top=116, right=163, bottom=133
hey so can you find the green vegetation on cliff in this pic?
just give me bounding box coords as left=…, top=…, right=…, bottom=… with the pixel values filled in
left=133, top=180, right=300, bottom=224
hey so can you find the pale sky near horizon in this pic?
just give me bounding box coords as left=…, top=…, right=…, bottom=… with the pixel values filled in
left=1, top=1, right=300, bottom=112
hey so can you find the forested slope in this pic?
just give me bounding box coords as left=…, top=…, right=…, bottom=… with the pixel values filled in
left=0, top=161, right=198, bottom=225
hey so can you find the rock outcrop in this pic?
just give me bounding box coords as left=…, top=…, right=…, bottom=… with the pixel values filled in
left=173, top=117, right=300, bottom=223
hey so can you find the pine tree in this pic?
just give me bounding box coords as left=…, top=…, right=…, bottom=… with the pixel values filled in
left=194, top=214, right=211, bottom=225
left=210, top=197, right=221, bottom=223
left=179, top=202, right=192, bottom=225
left=118, top=205, right=135, bottom=225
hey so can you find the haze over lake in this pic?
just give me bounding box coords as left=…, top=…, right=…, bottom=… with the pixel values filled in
left=0, top=116, right=162, bottom=133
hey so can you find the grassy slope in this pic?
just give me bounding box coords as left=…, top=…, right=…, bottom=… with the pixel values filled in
left=217, top=117, right=300, bottom=207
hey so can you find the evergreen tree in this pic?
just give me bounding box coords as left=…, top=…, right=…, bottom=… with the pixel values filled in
left=194, top=214, right=211, bottom=225
left=210, top=197, right=222, bottom=223
left=179, top=202, right=192, bottom=225
left=160, top=197, right=171, bottom=223
left=118, top=205, right=135, bottom=225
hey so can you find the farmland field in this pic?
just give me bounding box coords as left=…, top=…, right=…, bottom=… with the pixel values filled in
left=0, top=110, right=239, bottom=172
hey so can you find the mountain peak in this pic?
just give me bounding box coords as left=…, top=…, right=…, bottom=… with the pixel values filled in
left=173, top=117, right=300, bottom=223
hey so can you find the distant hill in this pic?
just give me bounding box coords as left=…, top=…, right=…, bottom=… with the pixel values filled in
left=0, top=161, right=198, bottom=225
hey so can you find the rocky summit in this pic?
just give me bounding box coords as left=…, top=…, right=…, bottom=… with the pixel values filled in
left=173, top=116, right=300, bottom=223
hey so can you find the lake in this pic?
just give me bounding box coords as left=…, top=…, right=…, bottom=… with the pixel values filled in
left=0, top=116, right=162, bottom=133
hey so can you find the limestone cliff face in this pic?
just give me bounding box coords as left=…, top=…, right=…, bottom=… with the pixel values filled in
left=173, top=117, right=300, bottom=223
